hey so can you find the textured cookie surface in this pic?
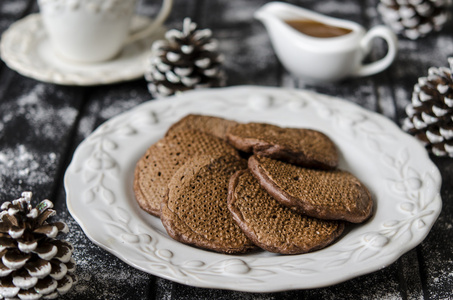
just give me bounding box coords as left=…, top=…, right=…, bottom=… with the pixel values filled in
left=166, top=114, right=239, bottom=141
left=228, top=170, right=344, bottom=254
left=226, top=122, right=338, bottom=169
left=249, top=155, right=373, bottom=223
left=161, top=154, right=256, bottom=254
left=134, top=130, right=239, bottom=217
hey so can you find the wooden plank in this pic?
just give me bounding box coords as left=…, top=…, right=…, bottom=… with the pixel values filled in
left=200, top=0, right=282, bottom=86
left=0, top=79, right=82, bottom=200
left=418, top=155, right=453, bottom=299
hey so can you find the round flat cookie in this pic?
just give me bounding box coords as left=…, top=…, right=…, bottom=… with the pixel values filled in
left=228, top=170, right=345, bottom=255
left=226, top=122, right=338, bottom=169
left=134, top=130, right=239, bottom=217
left=248, top=155, right=373, bottom=223
left=165, top=114, right=239, bottom=141
left=161, top=154, right=256, bottom=254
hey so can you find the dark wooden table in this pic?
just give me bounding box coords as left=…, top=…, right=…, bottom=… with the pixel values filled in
left=1, top=0, right=452, bottom=299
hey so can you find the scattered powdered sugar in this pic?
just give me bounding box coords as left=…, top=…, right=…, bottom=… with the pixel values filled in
left=418, top=208, right=453, bottom=299
left=0, top=145, right=58, bottom=196
left=98, top=90, right=143, bottom=120
left=423, top=253, right=453, bottom=299
left=0, top=83, right=78, bottom=198
left=395, top=86, right=411, bottom=111
left=0, top=1, right=28, bottom=34
left=220, top=0, right=260, bottom=23
left=60, top=211, right=152, bottom=300
left=75, top=89, right=144, bottom=140
left=434, top=37, right=453, bottom=63
left=135, top=0, right=161, bottom=18
left=1, top=84, right=78, bottom=141
left=219, top=29, right=277, bottom=85
left=220, top=31, right=275, bottom=71
left=398, top=38, right=452, bottom=68
left=1, top=1, right=28, bottom=15
left=77, top=115, right=98, bottom=140
left=313, top=1, right=361, bottom=15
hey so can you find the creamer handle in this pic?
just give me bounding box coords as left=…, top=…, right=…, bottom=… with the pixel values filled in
left=354, top=26, right=398, bottom=77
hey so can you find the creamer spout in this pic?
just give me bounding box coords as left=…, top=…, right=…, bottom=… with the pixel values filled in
left=253, top=3, right=274, bottom=23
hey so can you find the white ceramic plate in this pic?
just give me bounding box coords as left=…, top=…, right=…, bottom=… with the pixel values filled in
left=64, top=86, right=442, bottom=292
left=0, top=14, right=165, bottom=86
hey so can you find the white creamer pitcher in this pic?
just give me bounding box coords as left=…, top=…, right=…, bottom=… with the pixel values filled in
left=255, top=2, right=398, bottom=82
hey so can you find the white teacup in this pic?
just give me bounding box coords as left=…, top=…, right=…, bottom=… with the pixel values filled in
left=38, top=0, right=173, bottom=63
left=255, top=2, right=398, bottom=82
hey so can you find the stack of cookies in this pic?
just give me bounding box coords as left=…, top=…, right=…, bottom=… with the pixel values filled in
left=134, top=114, right=373, bottom=255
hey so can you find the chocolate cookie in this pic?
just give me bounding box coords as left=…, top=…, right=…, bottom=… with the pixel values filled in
left=226, top=122, right=338, bottom=169
left=134, top=130, right=239, bottom=217
left=248, top=155, right=373, bottom=223
left=166, top=114, right=239, bottom=141
left=228, top=170, right=345, bottom=254
left=161, top=154, right=256, bottom=254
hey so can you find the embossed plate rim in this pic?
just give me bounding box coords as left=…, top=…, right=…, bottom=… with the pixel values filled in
left=64, top=86, right=442, bottom=292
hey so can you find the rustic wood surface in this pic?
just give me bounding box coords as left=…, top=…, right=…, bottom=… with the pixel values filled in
left=1, top=0, right=452, bottom=299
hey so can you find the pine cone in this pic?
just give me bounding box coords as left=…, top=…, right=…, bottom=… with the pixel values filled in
left=378, top=0, right=451, bottom=39
left=403, top=57, right=453, bottom=157
left=145, top=18, right=227, bottom=98
left=0, top=192, right=76, bottom=299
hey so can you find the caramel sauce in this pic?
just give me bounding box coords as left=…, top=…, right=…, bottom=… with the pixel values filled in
left=285, top=19, right=352, bottom=38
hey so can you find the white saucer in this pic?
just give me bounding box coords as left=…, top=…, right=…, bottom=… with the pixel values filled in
left=0, top=14, right=166, bottom=86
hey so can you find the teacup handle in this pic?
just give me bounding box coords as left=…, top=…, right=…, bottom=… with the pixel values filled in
left=354, top=26, right=398, bottom=77
left=126, top=0, right=173, bottom=44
